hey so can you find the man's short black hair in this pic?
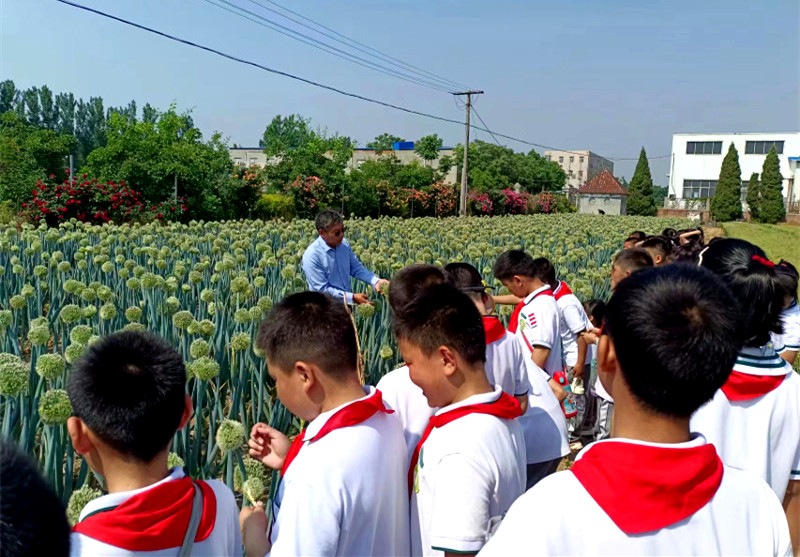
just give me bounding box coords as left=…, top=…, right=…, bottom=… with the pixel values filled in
left=605, top=265, right=744, bottom=418
left=614, top=248, right=654, bottom=273
left=394, top=284, right=486, bottom=366
left=1, top=440, right=70, bottom=557
left=494, top=250, right=539, bottom=281
left=776, top=260, right=798, bottom=300
left=444, top=262, right=487, bottom=302
left=388, top=264, right=445, bottom=315
left=314, top=210, right=343, bottom=232
left=67, top=331, right=187, bottom=462
left=641, top=236, right=674, bottom=259
left=700, top=239, right=784, bottom=347
left=257, top=291, right=357, bottom=378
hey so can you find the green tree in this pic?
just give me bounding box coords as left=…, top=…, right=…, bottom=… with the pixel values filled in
left=414, top=134, right=443, bottom=166
left=436, top=154, right=454, bottom=181
left=75, top=97, right=107, bottom=167
left=652, top=185, right=668, bottom=208
left=39, top=86, right=58, bottom=130
left=627, top=147, right=657, bottom=216
left=55, top=92, right=75, bottom=136
left=745, top=172, right=762, bottom=221
left=23, top=88, right=41, bottom=127
left=367, top=133, right=404, bottom=154
left=260, top=114, right=314, bottom=157
left=0, top=80, right=20, bottom=114
left=757, top=145, right=785, bottom=224
left=711, top=143, right=743, bottom=221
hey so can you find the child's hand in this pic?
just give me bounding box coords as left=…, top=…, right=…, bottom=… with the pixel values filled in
left=249, top=423, right=291, bottom=470
left=240, top=503, right=270, bottom=557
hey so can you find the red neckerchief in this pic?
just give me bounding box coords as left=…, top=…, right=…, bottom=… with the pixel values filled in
left=72, top=477, right=217, bottom=551
left=552, top=281, right=574, bottom=301
left=281, top=389, right=393, bottom=477
left=483, top=315, right=507, bottom=344
left=571, top=440, right=723, bottom=534
left=408, top=392, right=522, bottom=496
left=720, top=372, right=787, bottom=401
left=507, top=288, right=553, bottom=333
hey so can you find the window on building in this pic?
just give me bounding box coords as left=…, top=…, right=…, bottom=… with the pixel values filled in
left=569, top=156, right=574, bottom=163
left=745, top=140, right=784, bottom=155
left=578, top=170, right=583, bottom=179
left=559, top=156, right=564, bottom=163
left=682, top=179, right=718, bottom=198
left=579, top=156, right=584, bottom=163
left=545, top=155, right=551, bottom=160
left=569, top=170, right=574, bottom=178
left=686, top=141, right=723, bottom=155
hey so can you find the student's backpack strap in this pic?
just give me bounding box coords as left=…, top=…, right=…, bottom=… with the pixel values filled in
left=178, top=481, right=204, bottom=557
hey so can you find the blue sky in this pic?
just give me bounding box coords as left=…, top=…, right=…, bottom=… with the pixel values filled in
left=2, top=0, right=797, bottom=181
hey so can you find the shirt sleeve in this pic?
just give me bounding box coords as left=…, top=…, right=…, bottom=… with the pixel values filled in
left=521, top=308, right=555, bottom=350
left=346, top=242, right=379, bottom=288
left=428, top=454, right=496, bottom=554
left=562, top=304, right=589, bottom=336
left=780, top=311, right=800, bottom=350
left=269, top=482, right=341, bottom=557
left=301, top=246, right=354, bottom=304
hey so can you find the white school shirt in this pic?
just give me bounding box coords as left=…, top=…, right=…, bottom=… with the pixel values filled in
left=479, top=436, right=792, bottom=557
left=514, top=286, right=563, bottom=376
left=269, top=386, right=410, bottom=556
left=70, top=468, right=241, bottom=557
left=553, top=283, right=591, bottom=367
left=691, top=345, right=800, bottom=500
left=771, top=301, right=800, bottom=354
left=410, top=387, right=526, bottom=556
left=483, top=319, right=530, bottom=398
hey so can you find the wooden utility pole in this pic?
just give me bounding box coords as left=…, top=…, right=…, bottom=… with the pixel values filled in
left=454, top=91, right=483, bottom=216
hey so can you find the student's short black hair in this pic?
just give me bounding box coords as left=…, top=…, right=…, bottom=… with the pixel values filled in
left=493, top=250, right=539, bottom=281
left=613, top=248, right=654, bottom=273
left=0, top=440, right=70, bottom=557
left=641, top=236, right=673, bottom=259
left=583, top=299, right=606, bottom=325
left=605, top=265, right=744, bottom=417
left=444, top=262, right=487, bottom=302
left=257, top=291, right=357, bottom=378
left=314, top=210, right=343, bottom=232
left=661, top=228, right=679, bottom=243
left=776, top=260, right=798, bottom=301
left=394, top=284, right=486, bottom=366
left=628, top=230, right=647, bottom=242
left=700, top=239, right=784, bottom=347
left=68, top=331, right=186, bottom=462
left=388, top=264, right=445, bottom=315
left=535, top=258, right=557, bottom=289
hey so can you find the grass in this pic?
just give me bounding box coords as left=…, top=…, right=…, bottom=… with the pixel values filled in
left=721, top=222, right=800, bottom=264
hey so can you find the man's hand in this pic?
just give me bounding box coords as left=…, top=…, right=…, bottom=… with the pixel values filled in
left=353, top=292, right=373, bottom=305
left=374, top=279, right=390, bottom=293
left=249, top=423, right=291, bottom=470
left=240, top=503, right=270, bottom=557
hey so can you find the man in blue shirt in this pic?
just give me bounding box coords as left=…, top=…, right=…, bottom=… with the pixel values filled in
left=301, top=210, right=388, bottom=305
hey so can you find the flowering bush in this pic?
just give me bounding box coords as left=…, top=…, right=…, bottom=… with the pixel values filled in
left=501, top=188, right=531, bottom=215
left=284, top=175, right=328, bottom=218
left=468, top=191, right=494, bottom=215
left=534, top=192, right=556, bottom=214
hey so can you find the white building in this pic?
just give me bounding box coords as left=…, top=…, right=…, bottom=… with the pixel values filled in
left=668, top=133, right=800, bottom=206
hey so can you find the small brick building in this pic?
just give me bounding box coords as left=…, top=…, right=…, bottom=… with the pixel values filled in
left=576, top=170, right=629, bottom=215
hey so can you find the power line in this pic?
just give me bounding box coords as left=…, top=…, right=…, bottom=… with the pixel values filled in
left=238, top=0, right=468, bottom=92
left=54, top=0, right=672, bottom=163
left=470, top=106, right=503, bottom=147
left=199, top=0, right=454, bottom=93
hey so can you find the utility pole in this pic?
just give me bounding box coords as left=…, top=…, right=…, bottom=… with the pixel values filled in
left=453, top=91, right=483, bottom=216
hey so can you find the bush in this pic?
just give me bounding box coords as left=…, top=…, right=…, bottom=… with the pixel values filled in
left=0, top=200, right=15, bottom=224
left=255, top=194, right=295, bottom=220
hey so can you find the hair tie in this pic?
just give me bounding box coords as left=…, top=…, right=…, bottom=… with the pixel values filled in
left=751, top=255, right=774, bottom=268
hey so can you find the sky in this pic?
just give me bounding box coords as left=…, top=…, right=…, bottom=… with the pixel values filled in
left=1, top=0, right=798, bottom=181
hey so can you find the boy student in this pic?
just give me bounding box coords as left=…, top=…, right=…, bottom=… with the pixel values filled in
left=398, top=284, right=526, bottom=556
left=622, top=230, right=646, bottom=249
left=479, top=265, right=793, bottom=556
left=67, top=331, right=241, bottom=557
left=240, top=292, right=409, bottom=557
left=610, top=247, right=653, bottom=291
left=640, top=235, right=673, bottom=266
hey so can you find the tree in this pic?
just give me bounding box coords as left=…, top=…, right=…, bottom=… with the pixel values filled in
left=367, top=133, right=404, bottom=154
left=0, top=80, right=20, bottom=114
left=652, top=185, right=668, bottom=208
left=627, top=147, right=657, bottom=216
left=260, top=114, right=314, bottom=156
left=414, top=134, right=442, bottom=165
left=39, top=86, right=58, bottom=130
left=711, top=143, right=743, bottom=221
left=23, top=88, right=41, bottom=127
left=757, top=145, right=785, bottom=224
left=55, top=93, right=75, bottom=136
left=745, top=172, right=762, bottom=221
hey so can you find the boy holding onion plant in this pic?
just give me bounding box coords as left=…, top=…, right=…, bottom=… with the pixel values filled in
left=66, top=331, right=241, bottom=556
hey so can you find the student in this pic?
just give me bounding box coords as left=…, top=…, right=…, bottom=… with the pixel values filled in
left=773, top=260, right=799, bottom=365
left=580, top=299, right=612, bottom=441
left=1, top=440, right=71, bottom=557
left=445, top=262, right=568, bottom=487
left=623, top=230, right=646, bottom=249
left=397, top=284, right=526, bottom=556
left=240, top=292, right=409, bottom=557
left=376, top=264, right=447, bottom=462
left=479, top=265, right=792, bottom=556
left=640, top=235, right=673, bottom=266
left=692, top=240, right=800, bottom=551
left=610, top=248, right=653, bottom=291
left=67, top=331, right=241, bottom=557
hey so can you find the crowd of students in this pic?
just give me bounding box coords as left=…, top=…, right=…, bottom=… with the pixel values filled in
left=2, top=224, right=799, bottom=557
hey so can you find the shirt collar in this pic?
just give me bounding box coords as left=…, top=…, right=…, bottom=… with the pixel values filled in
left=575, top=433, right=707, bottom=463
left=304, top=386, right=376, bottom=440
left=524, top=284, right=551, bottom=304
left=315, top=234, right=336, bottom=252
left=433, top=386, right=503, bottom=417
left=78, top=467, right=186, bottom=522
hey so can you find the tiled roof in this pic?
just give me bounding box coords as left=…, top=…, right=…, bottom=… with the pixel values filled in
left=577, top=170, right=629, bottom=196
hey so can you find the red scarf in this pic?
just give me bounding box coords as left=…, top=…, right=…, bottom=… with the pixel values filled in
left=408, top=392, right=522, bottom=495
left=553, top=281, right=573, bottom=301
left=483, top=315, right=507, bottom=344
left=507, top=288, right=553, bottom=333
left=281, top=389, right=393, bottom=477
left=720, top=371, right=787, bottom=401
left=571, top=440, right=723, bottom=534
left=72, top=477, right=217, bottom=551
